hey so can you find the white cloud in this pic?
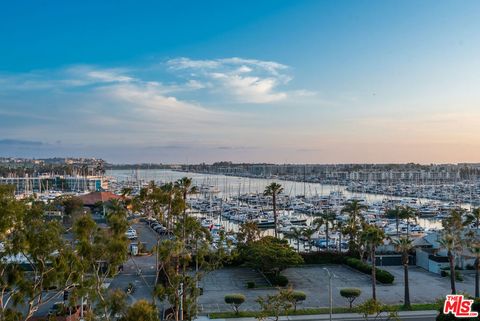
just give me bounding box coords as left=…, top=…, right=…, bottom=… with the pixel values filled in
left=167, top=57, right=292, bottom=103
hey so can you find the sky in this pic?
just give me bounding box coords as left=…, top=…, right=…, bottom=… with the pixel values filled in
left=1, top=0, right=480, bottom=164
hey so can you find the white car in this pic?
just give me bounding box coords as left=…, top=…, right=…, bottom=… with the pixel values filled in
left=125, top=229, right=137, bottom=240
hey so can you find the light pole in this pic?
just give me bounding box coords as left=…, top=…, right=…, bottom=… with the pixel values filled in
left=323, top=267, right=333, bottom=321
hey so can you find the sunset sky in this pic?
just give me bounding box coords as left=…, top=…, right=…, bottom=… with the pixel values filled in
left=1, top=0, right=480, bottom=163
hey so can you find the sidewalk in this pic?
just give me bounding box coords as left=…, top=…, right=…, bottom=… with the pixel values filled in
left=196, top=310, right=438, bottom=321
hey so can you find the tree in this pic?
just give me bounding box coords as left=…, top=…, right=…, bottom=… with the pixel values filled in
left=399, top=206, right=418, bottom=237
left=440, top=209, right=468, bottom=295
left=313, top=210, right=336, bottom=251
left=237, top=221, right=262, bottom=245
left=120, top=300, right=160, bottom=321
left=393, top=237, right=413, bottom=308
left=340, top=288, right=362, bottom=309
left=335, top=220, right=347, bottom=253
left=156, top=216, right=215, bottom=321
left=72, top=204, right=129, bottom=321
left=290, top=291, right=306, bottom=312
left=471, top=242, right=480, bottom=299
left=357, top=299, right=399, bottom=321
left=264, top=183, right=284, bottom=238
left=342, top=200, right=367, bottom=254
left=360, top=225, right=385, bottom=301
left=224, top=294, right=246, bottom=315
left=302, top=227, right=315, bottom=253
left=385, top=207, right=402, bottom=238
left=439, top=233, right=459, bottom=295
left=290, top=227, right=304, bottom=253
left=256, top=288, right=293, bottom=321
left=242, top=236, right=303, bottom=277
left=0, top=187, right=84, bottom=321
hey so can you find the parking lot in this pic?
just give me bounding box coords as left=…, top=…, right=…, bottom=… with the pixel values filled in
left=198, top=264, right=476, bottom=313
left=110, top=221, right=477, bottom=314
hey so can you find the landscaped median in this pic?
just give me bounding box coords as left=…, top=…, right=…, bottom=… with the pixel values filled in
left=208, top=302, right=439, bottom=319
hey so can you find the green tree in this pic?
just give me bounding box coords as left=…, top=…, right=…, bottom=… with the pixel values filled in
left=290, top=290, right=306, bottom=311
left=237, top=221, right=262, bottom=245
left=120, top=300, right=159, bottom=321
left=340, top=288, right=362, bottom=309
left=385, top=207, right=402, bottom=238
left=72, top=204, right=129, bottom=321
left=243, top=236, right=303, bottom=277
left=342, top=200, right=367, bottom=254
left=360, top=225, right=385, bottom=301
left=357, top=299, right=399, bottom=321
left=264, top=183, right=284, bottom=238
left=393, top=237, right=413, bottom=309
left=224, top=294, right=246, bottom=315
left=256, top=288, right=294, bottom=321
left=313, top=210, right=336, bottom=251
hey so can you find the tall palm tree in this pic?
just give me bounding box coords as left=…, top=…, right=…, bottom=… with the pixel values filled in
left=313, top=210, right=336, bottom=251
left=360, top=224, right=385, bottom=301
left=471, top=241, right=480, bottom=298
left=174, top=177, right=197, bottom=321
left=335, top=220, right=346, bottom=253
left=264, top=182, right=283, bottom=238
left=342, top=200, right=368, bottom=254
left=393, top=237, right=413, bottom=308
left=439, top=233, right=459, bottom=294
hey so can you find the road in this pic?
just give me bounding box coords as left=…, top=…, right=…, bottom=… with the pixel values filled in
left=196, top=310, right=438, bottom=321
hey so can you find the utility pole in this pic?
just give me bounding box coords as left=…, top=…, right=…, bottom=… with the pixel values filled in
left=323, top=268, right=333, bottom=321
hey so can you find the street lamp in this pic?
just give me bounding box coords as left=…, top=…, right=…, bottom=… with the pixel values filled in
left=323, top=267, right=333, bottom=321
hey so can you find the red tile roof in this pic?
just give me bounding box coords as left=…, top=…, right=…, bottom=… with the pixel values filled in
left=79, top=191, right=121, bottom=206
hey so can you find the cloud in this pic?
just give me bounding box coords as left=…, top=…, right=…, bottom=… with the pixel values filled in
left=167, top=57, right=292, bottom=103
left=0, top=139, right=44, bottom=146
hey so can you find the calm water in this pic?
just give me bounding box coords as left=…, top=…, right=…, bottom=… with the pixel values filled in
left=106, top=169, right=443, bottom=230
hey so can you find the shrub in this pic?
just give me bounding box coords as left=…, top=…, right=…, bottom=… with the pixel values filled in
left=224, top=294, right=246, bottom=314
left=290, top=291, right=307, bottom=311
left=340, top=288, right=362, bottom=309
left=247, top=281, right=255, bottom=289
left=267, top=274, right=289, bottom=287
left=344, top=257, right=394, bottom=284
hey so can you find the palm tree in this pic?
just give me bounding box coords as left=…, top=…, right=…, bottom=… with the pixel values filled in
left=264, top=182, right=284, bottom=238
left=291, top=227, right=304, bottom=253
left=439, top=233, right=459, bottom=294
left=399, top=206, right=418, bottom=237
left=393, top=237, right=413, bottom=309
left=360, top=225, right=385, bottom=301
left=302, top=227, right=315, bottom=253
left=467, top=208, right=480, bottom=230
left=342, top=200, right=368, bottom=254
left=335, top=220, right=346, bottom=253
left=385, top=207, right=402, bottom=238
left=471, top=241, right=480, bottom=298
left=313, top=210, right=336, bottom=251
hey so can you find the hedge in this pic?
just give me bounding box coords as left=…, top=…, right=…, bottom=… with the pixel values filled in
left=301, top=252, right=347, bottom=264
left=345, top=257, right=394, bottom=284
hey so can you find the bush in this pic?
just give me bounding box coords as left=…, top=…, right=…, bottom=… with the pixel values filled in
left=340, top=288, right=362, bottom=309
left=247, top=281, right=255, bottom=289
left=344, top=257, right=394, bottom=284
left=224, top=294, right=246, bottom=314
left=267, top=274, right=289, bottom=287
left=440, top=270, right=463, bottom=281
